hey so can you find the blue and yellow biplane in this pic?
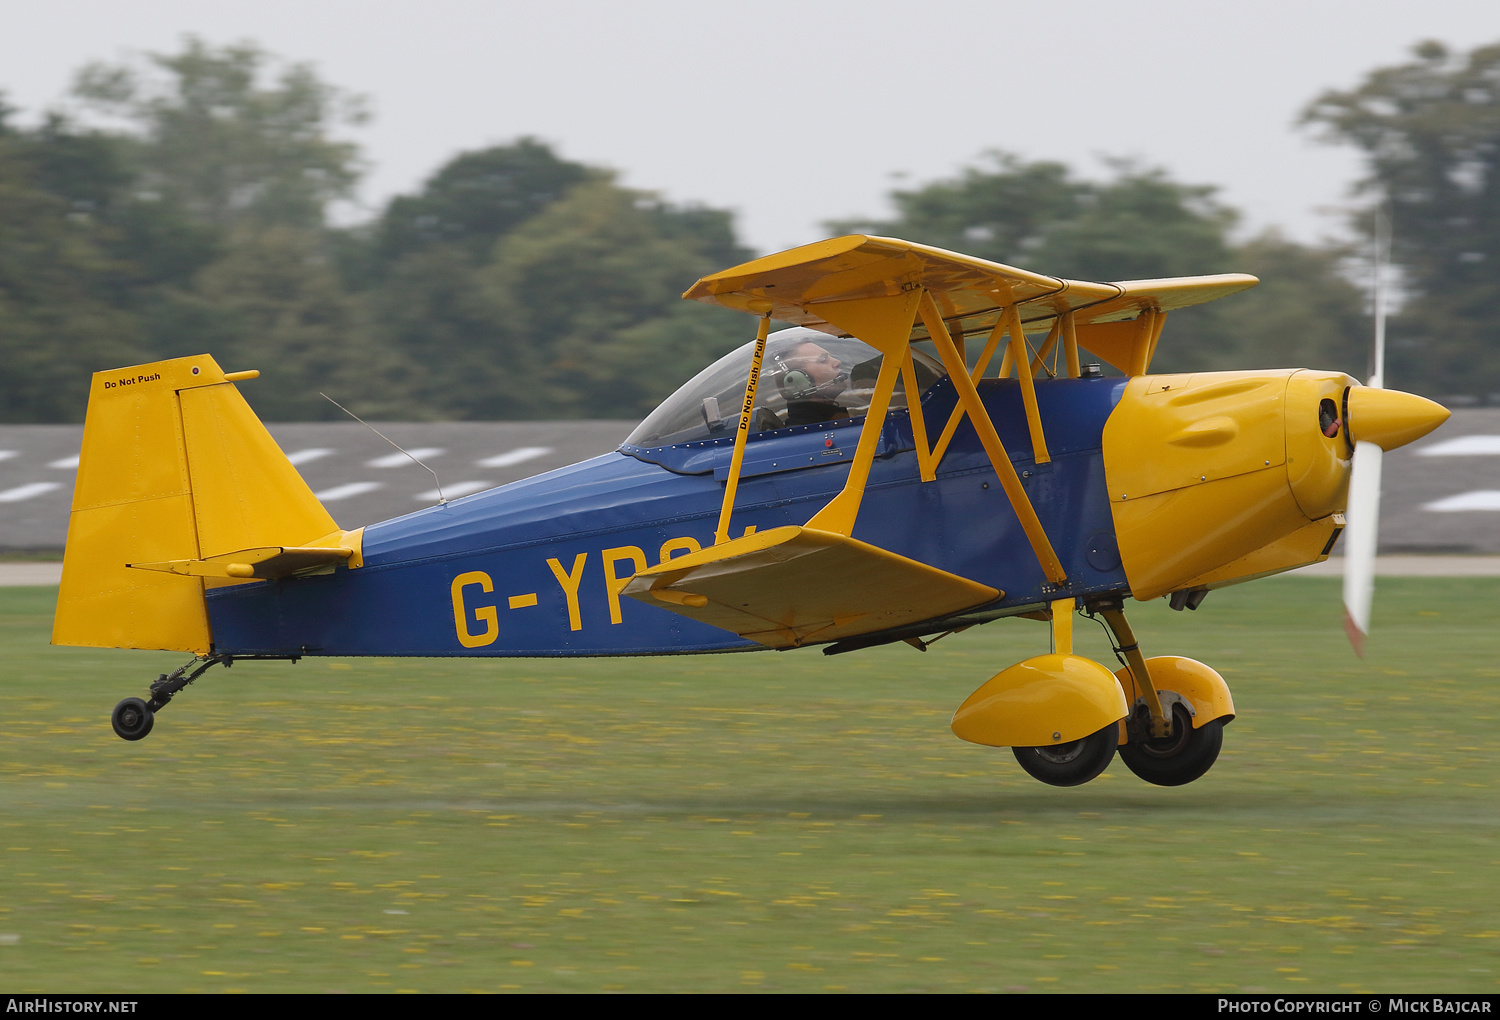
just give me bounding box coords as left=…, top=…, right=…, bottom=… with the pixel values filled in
left=52, top=235, right=1449, bottom=787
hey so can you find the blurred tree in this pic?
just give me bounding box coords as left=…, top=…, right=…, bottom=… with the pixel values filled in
left=55, top=40, right=391, bottom=416
left=5, top=51, right=765, bottom=423
left=828, top=152, right=1082, bottom=266
left=363, top=145, right=752, bottom=419
left=1302, top=39, right=1500, bottom=398
left=362, top=139, right=597, bottom=277
left=1025, top=160, right=1236, bottom=283
left=164, top=225, right=408, bottom=421
left=830, top=154, right=1235, bottom=279
left=71, top=37, right=367, bottom=231
left=483, top=180, right=752, bottom=418
left=0, top=92, right=362, bottom=421
left=359, top=243, right=512, bottom=417
left=832, top=153, right=1368, bottom=376
left=0, top=102, right=146, bottom=421
left=1184, top=231, right=1369, bottom=377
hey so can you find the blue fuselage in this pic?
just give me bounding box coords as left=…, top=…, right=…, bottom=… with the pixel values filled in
left=206, top=376, right=1130, bottom=657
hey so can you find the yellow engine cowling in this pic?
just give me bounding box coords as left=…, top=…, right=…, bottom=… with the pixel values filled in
left=1100, top=369, right=1446, bottom=601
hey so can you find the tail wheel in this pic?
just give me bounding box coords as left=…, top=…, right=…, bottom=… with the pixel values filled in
left=111, top=697, right=155, bottom=742
left=1118, top=702, right=1223, bottom=786
left=1011, top=725, right=1117, bottom=787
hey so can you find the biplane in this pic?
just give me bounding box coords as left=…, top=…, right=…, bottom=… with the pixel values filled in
left=51, top=234, right=1449, bottom=787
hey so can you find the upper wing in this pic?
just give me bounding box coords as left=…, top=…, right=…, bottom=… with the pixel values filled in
left=684, top=234, right=1256, bottom=375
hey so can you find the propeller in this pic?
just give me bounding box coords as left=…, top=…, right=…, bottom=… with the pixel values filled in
left=1340, top=208, right=1389, bottom=657
left=1341, top=436, right=1382, bottom=655
left=1339, top=209, right=1450, bottom=655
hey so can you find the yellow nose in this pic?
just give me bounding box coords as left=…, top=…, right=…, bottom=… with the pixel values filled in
left=1346, top=387, right=1450, bottom=451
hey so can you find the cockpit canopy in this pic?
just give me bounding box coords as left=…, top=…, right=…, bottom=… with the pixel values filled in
left=625, top=327, right=947, bottom=449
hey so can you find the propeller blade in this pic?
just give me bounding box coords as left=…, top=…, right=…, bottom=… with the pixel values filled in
left=1343, top=203, right=1390, bottom=657
left=1341, top=439, right=1383, bottom=656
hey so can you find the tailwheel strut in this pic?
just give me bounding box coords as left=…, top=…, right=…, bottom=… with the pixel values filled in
left=110, top=653, right=231, bottom=742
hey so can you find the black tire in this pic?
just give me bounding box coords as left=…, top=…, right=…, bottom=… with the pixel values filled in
left=1011, top=725, right=1117, bottom=787
left=1118, top=703, right=1222, bottom=787
left=111, top=697, right=154, bottom=741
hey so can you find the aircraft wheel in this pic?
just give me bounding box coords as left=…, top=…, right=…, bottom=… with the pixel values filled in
left=111, top=698, right=155, bottom=742
left=1011, top=725, right=1117, bottom=787
left=1118, top=703, right=1222, bottom=786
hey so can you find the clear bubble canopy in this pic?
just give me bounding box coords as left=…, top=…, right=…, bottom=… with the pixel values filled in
left=625, top=327, right=947, bottom=449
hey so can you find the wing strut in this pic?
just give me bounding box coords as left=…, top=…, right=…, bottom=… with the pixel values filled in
left=991, top=299, right=1051, bottom=464
left=1028, top=317, right=1063, bottom=378
left=901, top=347, right=938, bottom=483
left=909, top=294, right=1060, bottom=476
left=1061, top=309, right=1082, bottom=377
left=804, top=291, right=920, bottom=536
left=714, top=311, right=772, bottom=545
left=919, top=290, right=1069, bottom=586
left=921, top=309, right=1010, bottom=475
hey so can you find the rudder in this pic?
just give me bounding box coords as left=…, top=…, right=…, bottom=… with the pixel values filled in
left=53, top=355, right=345, bottom=653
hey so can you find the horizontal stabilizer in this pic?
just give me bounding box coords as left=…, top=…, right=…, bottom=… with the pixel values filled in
left=130, top=545, right=354, bottom=580
left=622, top=526, right=1000, bottom=649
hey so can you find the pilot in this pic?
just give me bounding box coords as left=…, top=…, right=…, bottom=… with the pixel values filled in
left=777, top=341, right=851, bottom=426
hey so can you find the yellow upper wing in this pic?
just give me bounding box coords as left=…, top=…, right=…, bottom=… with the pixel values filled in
left=684, top=234, right=1256, bottom=375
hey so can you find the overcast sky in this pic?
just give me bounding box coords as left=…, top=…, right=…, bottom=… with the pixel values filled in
left=4, top=0, right=1497, bottom=256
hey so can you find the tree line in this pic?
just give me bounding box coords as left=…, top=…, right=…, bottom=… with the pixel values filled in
left=1, top=37, right=1495, bottom=423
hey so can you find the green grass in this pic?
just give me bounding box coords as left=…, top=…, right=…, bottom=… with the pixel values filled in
left=2, top=578, right=1498, bottom=992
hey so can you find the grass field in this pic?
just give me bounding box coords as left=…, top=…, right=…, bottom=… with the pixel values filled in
left=1, top=577, right=1497, bottom=993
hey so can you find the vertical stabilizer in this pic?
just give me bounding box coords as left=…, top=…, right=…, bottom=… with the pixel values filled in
left=52, top=355, right=341, bottom=653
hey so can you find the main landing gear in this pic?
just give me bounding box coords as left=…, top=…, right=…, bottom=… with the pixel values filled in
left=1094, top=601, right=1233, bottom=788
left=1117, top=700, right=1224, bottom=787
left=950, top=597, right=1235, bottom=788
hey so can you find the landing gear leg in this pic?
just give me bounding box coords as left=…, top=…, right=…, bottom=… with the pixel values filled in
left=110, top=654, right=231, bottom=742
left=1090, top=600, right=1171, bottom=739
left=1088, top=600, right=1227, bottom=786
